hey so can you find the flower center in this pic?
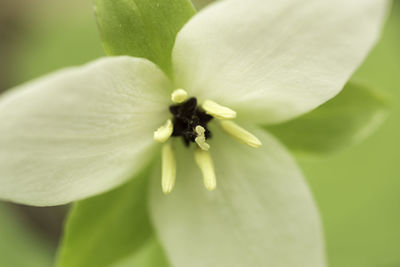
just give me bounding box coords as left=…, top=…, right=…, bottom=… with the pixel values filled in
left=153, top=89, right=262, bottom=195
left=169, top=97, right=213, bottom=147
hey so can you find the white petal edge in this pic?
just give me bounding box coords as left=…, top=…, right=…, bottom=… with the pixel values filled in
left=0, top=56, right=172, bottom=206
left=149, top=125, right=326, bottom=267
left=173, top=0, right=389, bottom=124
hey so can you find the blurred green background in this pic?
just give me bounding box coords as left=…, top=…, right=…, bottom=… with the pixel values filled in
left=301, top=2, right=400, bottom=266
left=0, top=1, right=399, bottom=266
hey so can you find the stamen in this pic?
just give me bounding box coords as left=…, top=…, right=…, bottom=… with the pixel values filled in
left=194, top=125, right=210, bottom=151
left=161, top=143, right=176, bottom=194
left=202, top=100, right=237, bottom=120
left=153, top=119, right=173, bottom=143
left=171, top=89, right=188, bottom=104
left=220, top=120, right=262, bottom=148
left=194, top=149, right=216, bottom=191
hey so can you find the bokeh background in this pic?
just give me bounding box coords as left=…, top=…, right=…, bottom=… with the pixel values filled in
left=0, top=1, right=399, bottom=266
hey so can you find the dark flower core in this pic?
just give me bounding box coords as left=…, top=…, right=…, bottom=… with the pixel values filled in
left=169, top=97, right=213, bottom=146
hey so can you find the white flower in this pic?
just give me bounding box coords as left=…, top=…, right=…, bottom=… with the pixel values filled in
left=0, top=0, right=388, bottom=266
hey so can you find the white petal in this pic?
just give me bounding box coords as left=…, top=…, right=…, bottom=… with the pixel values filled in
left=173, top=0, right=388, bottom=124
left=149, top=126, right=326, bottom=267
left=0, top=57, right=172, bottom=206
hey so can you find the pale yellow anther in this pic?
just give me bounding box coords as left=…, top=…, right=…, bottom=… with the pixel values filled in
left=194, top=149, right=216, bottom=191
left=153, top=119, right=173, bottom=143
left=202, top=100, right=237, bottom=120
left=161, top=143, right=176, bottom=194
left=194, top=125, right=210, bottom=151
left=220, top=120, right=262, bottom=148
left=171, top=89, right=188, bottom=103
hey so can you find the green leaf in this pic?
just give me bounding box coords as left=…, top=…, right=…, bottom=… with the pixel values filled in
left=111, top=237, right=169, bottom=267
left=267, top=81, right=389, bottom=157
left=94, top=0, right=196, bottom=76
left=56, top=166, right=160, bottom=267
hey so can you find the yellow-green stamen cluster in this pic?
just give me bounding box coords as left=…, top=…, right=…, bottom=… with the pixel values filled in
left=153, top=89, right=262, bottom=194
